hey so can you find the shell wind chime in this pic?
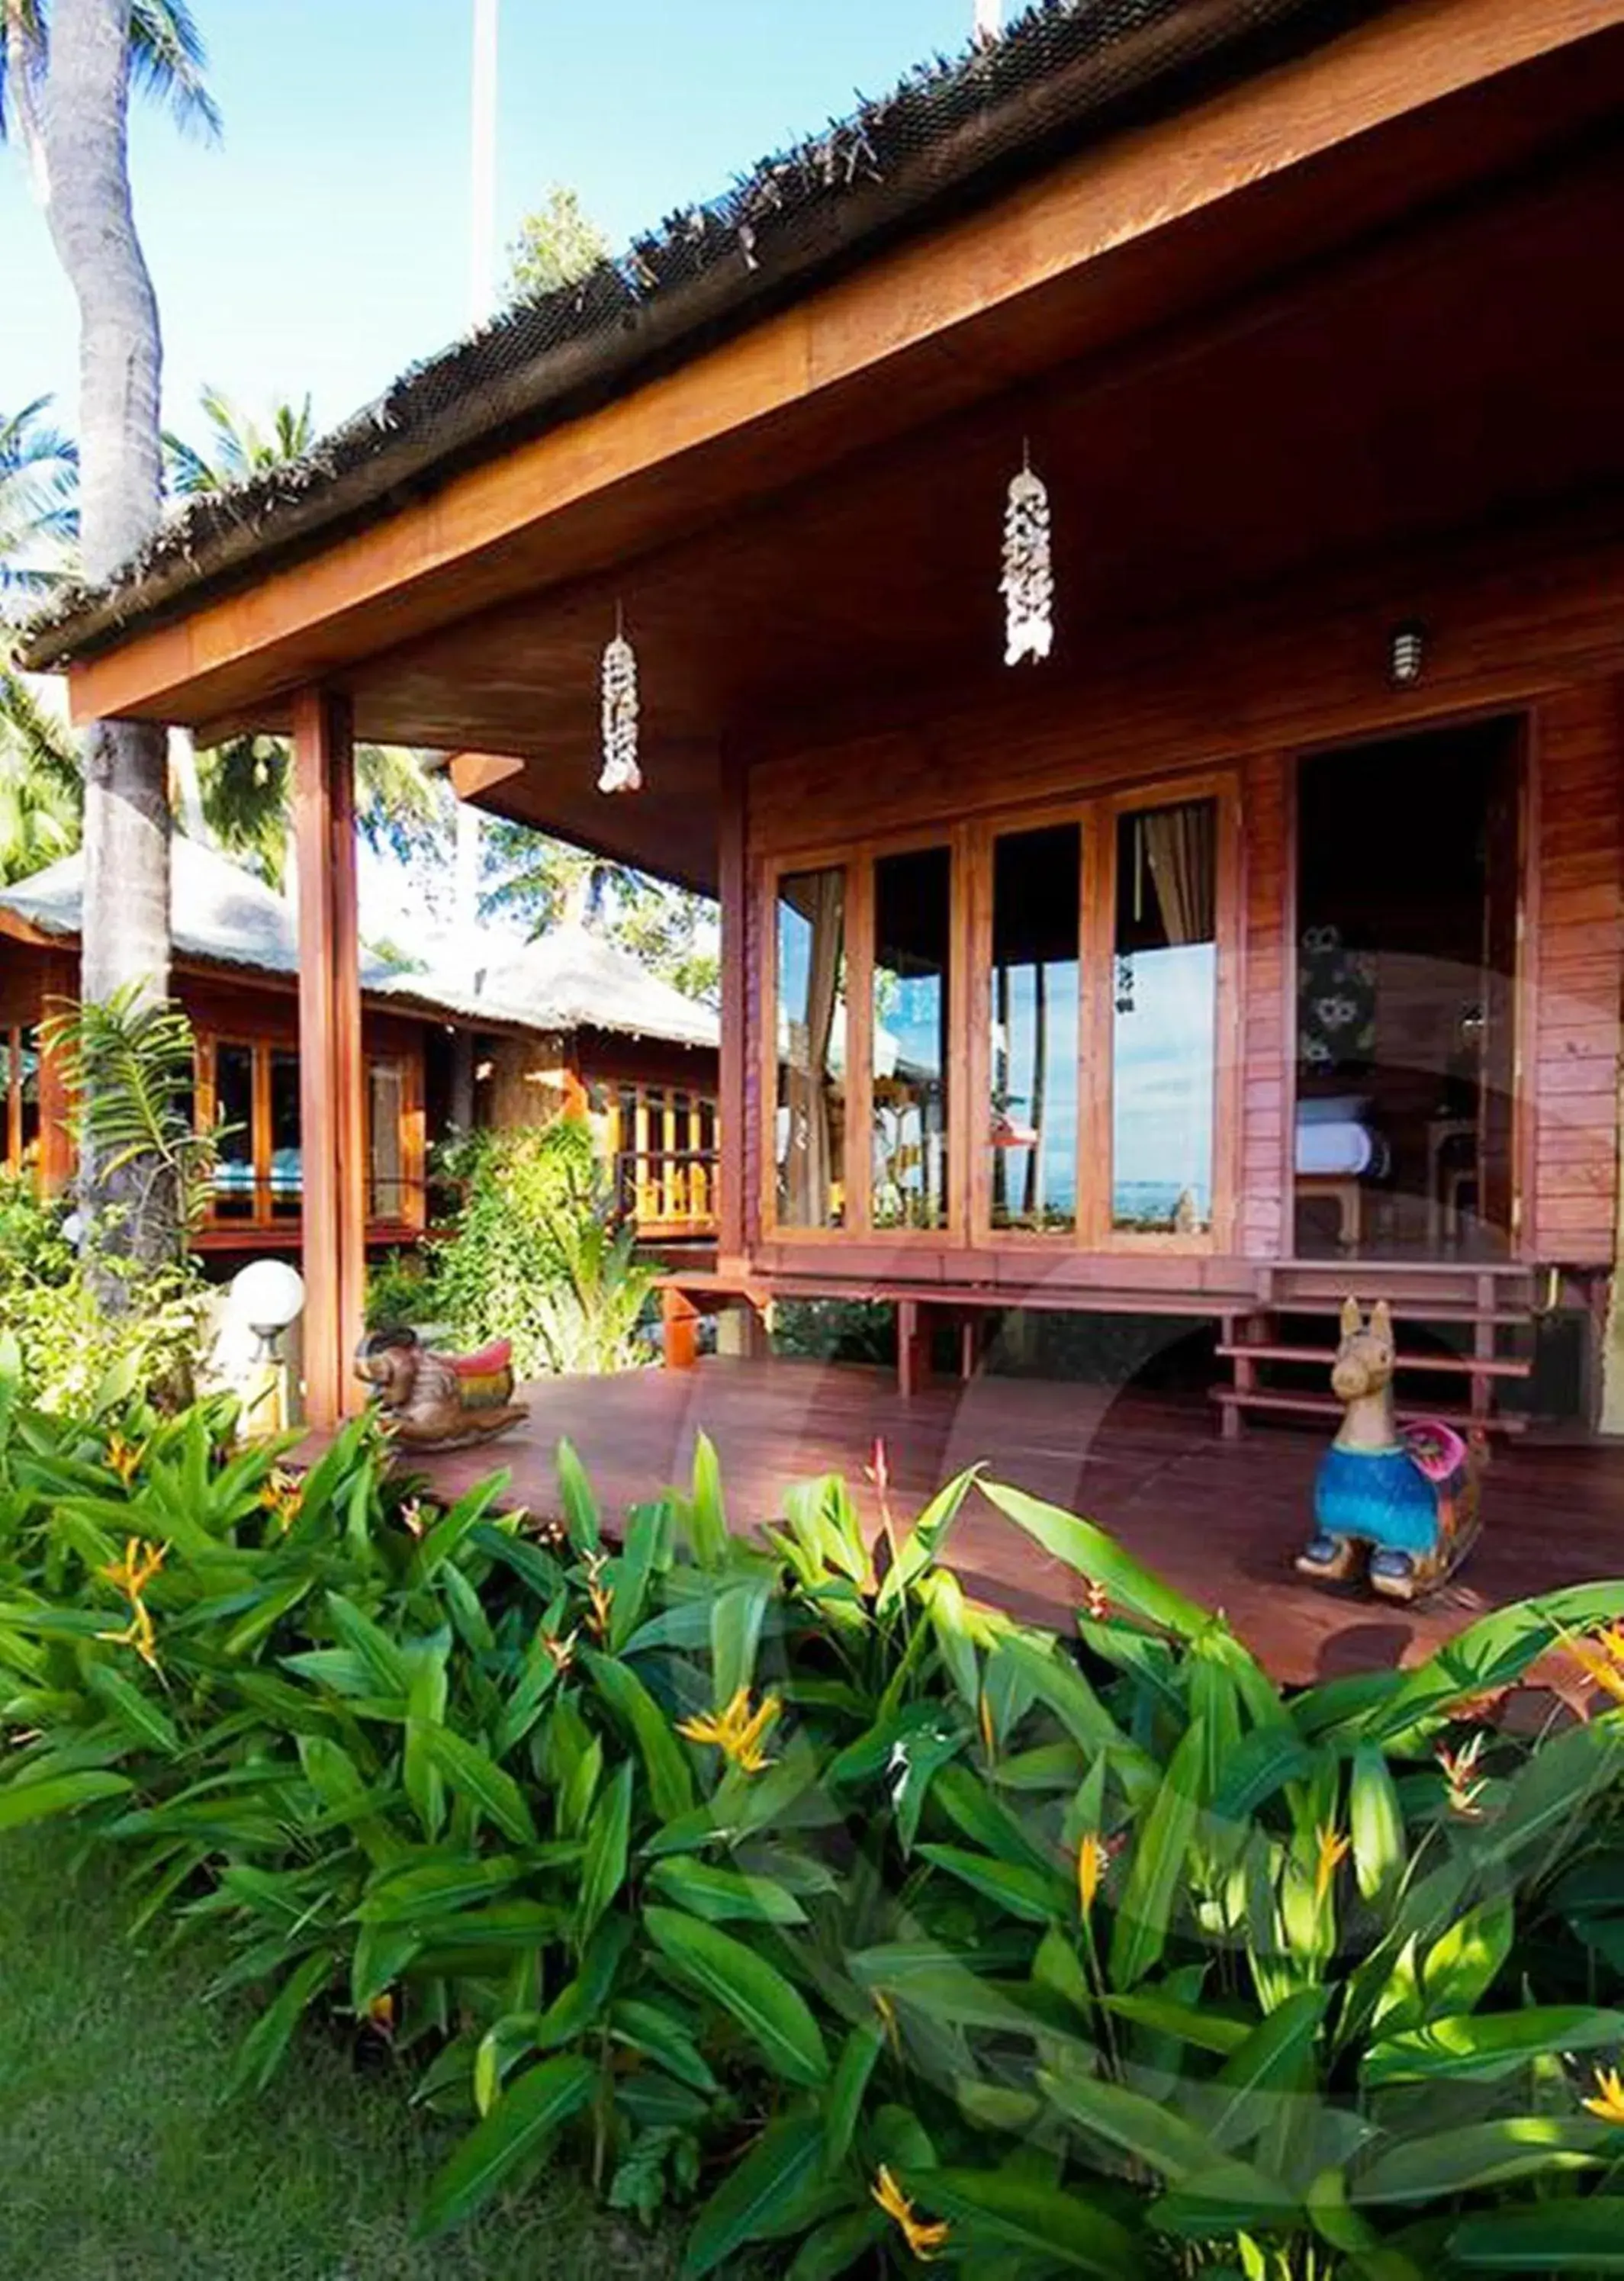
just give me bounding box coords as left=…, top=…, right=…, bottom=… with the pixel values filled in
left=1001, top=446, right=1053, bottom=667
left=598, top=606, right=642, bottom=794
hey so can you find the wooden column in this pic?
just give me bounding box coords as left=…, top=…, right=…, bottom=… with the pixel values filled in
left=37, top=951, right=76, bottom=1195
left=716, top=742, right=748, bottom=1273
left=292, top=688, right=366, bottom=1430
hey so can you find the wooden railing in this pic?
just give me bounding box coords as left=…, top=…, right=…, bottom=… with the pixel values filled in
left=604, top=1085, right=719, bottom=1240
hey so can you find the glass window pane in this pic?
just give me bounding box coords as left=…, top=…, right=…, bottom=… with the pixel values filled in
left=1111, top=799, right=1217, bottom=1234
left=212, top=1043, right=256, bottom=1219
left=269, top=1049, right=301, bottom=1218
left=775, top=869, right=847, bottom=1228
left=873, top=845, right=951, bottom=1231
left=991, top=824, right=1079, bottom=1233
left=368, top=1060, right=405, bottom=1219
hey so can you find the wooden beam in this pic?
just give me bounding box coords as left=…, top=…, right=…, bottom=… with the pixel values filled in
left=292, top=688, right=366, bottom=1430
left=60, top=0, right=1624, bottom=734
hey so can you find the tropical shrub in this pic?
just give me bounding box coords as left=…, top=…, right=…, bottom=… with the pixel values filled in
left=412, top=1121, right=654, bottom=1379
left=2, top=1356, right=1624, bottom=2276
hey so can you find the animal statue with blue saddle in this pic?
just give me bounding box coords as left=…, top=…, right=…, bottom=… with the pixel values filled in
left=1296, top=1297, right=1483, bottom=1602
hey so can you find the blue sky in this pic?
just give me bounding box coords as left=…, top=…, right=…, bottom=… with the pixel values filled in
left=3, top=0, right=979, bottom=444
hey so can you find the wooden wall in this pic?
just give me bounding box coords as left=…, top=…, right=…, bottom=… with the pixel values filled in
left=738, top=519, right=1624, bottom=1277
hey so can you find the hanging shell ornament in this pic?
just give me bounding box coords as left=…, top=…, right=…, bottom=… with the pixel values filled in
left=598, top=617, right=642, bottom=794
left=1001, top=453, right=1054, bottom=667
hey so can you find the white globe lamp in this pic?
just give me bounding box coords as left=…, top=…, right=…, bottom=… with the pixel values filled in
left=230, top=1260, right=307, bottom=1440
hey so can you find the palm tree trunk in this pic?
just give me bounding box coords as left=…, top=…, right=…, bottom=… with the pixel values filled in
left=37, top=0, right=172, bottom=1260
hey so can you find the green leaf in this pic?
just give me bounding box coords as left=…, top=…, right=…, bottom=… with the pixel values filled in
left=823, top=2022, right=883, bottom=2176
left=416, top=2054, right=597, bottom=2239
left=353, top=1855, right=528, bottom=1923
left=1103, top=1989, right=1252, bottom=2057
left=82, top=1661, right=180, bottom=1755
left=224, top=1948, right=336, bottom=2099
left=643, top=1906, right=829, bottom=2087
left=1355, top=2117, right=1611, bottom=2204
left=1449, top=2200, right=1624, bottom=2271
left=979, top=1479, right=1210, bottom=1639
left=1365, top=2006, right=1624, bottom=2086
left=875, top=1464, right=981, bottom=1613
left=0, top=1769, right=133, bottom=1829
left=404, top=1648, right=449, bottom=1842
left=786, top=2208, right=888, bottom=2280
left=1209, top=1987, right=1330, bottom=2152
left=680, top=2114, right=824, bottom=2279
left=1040, top=2065, right=1224, bottom=2183
left=323, top=1592, right=410, bottom=1697
left=583, top=1649, right=694, bottom=1822
left=1422, top=1897, right=1512, bottom=2017
left=1348, top=1742, right=1407, bottom=1906
left=555, top=1438, right=601, bottom=1552
left=607, top=1500, right=667, bottom=1652
left=685, top=1432, right=730, bottom=1570
left=424, top=1726, right=537, bottom=1845
left=646, top=1856, right=808, bottom=1925
left=710, top=1577, right=770, bottom=1707
left=909, top=2166, right=1143, bottom=2276
left=575, top=1758, right=632, bottom=1945
left=917, top=1843, right=1068, bottom=1924
left=609, top=1996, right=718, bottom=2092
left=1109, top=1716, right=1205, bottom=1989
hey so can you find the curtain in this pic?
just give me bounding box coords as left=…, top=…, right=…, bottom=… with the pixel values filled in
left=1141, top=800, right=1216, bottom=946
left=784, top=872, right=843, bottom=1223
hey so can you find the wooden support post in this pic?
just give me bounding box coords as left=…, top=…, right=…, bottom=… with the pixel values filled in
left=293, top=688, right=365, bottom=1432
left=37, top=951, right=76, bottom=1196
left=717, top=742, right=748, bottom=1275
left=897, top=1298, right=933, bottom=1398
left=662, top=1285, right=700, bottom=1372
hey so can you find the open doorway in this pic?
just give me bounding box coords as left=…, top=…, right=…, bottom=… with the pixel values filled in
left=1294, top=717, right=1522, bottom=1260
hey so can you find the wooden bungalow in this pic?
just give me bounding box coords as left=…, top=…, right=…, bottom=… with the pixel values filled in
left=18, top=0, right=1624, bottom=1650
left=0, top=837, right=719, bottom=1253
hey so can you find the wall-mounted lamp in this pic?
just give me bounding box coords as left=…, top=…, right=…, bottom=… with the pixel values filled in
left=1389, top=620, right=1426, bottom=687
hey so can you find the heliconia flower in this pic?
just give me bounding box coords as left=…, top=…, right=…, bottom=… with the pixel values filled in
left=97, top=1536, right=166, bottom=1671
left=1080, top=1577, right=1110, bottom=1621
left=978, top=1689, right=995, bottom=1759
left=872, top=2165, right=950, bottom=2262
left=540, top=1627, right=579, bottom=1675
left=581, top=1548, right=615, bottom=1638
left=105, top=1432, right=143, bottom=1486
left=1562, top=1624, right=1624, bottom=1711
left=365, top=1991, right=396, bottom=2036
left=1436, top=1731, right=1490, bottom=1817
left=1314, top=1822, right=1352, bottom=1909
left=1076, top=1831, right=1110, bottom=1919
left=676, top=1685, right=782, bottom=1774
left=1583, top=2064, right=1624, bottom=2124
left=262, top=1466, right=304, bottom=1533
left=867, top=1437, right=890, bottom=1494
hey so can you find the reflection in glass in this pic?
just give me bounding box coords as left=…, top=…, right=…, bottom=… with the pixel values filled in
left=270, top=1050, right=302, bottom=1218
left=368, top=1060, right=406, bottom=1219
left=1111, top=799, right=1217, bottom=1234
left=990, top=824, right=1079, bottom=1232
left=775, top=869, right=847, bottom=1227
left=873, top=845, right=950, bottom=1230
left=212, top=1043, right=256, bottom=1219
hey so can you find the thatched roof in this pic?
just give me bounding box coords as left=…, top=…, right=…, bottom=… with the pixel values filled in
left=21, top=0, right=1394, bottom=673
left=0, top=839, right=719, bottom=1050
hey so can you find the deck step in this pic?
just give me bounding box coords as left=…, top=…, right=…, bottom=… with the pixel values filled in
left=1211, top=1387, right=1527, bottom=1433
left=1215, top=1343, right=1532, bottom=1379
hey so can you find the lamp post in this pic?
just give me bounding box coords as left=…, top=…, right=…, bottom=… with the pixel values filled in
left=230, top=1259, right=307, bottom=1438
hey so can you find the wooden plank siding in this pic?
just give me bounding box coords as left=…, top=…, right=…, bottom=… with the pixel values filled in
left=1529, top=679, right=1624, bottom=1261
left=737, top=538, right=1624, bottom=1288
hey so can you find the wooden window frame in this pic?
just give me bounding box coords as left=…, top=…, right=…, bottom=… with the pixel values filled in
left=759, top=769, right=1242, bottom=1260
left=197, top=1031, right=426, bottom=1237
left=760, top=823, right=970, bottom=1247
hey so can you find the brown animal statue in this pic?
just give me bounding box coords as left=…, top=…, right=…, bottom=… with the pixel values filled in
left=1296, top=1297, right=1482, bottom=1601
left=354, top=1328, right=528, bottom=1450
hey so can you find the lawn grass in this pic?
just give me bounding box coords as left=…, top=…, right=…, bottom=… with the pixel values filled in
left=0, top=1826, right=680, bottom=2281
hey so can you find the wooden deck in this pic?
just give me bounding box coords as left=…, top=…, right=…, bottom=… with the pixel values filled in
left=389, top=1357, right=1624, bottom=1687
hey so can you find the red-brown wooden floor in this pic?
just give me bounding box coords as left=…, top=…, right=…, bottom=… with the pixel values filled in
left=389, top=1357, right=1624, bottom=1687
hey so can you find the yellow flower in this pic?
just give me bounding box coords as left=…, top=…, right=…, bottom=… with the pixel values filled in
left=105, top=1432, right=143, bottom=1486
left=540, top=1626, right=579, bottom=1675
left=676, top=1685, right=781, bottom=1774
left=1563, top=1624, right=1624, bottom=1710
left=96, top=1536, right=166, bottom=1671
left=1314, top=1822, right=1352, bottom=1909
left=1583, top=2065, right=1624, bottom=2124
left=872, top=2166, right=950, bottom=2262
left=262, top=1466, right=304, bottom=1533
left=978, top=1688, right=995, bottom=1759
left=1076, top=1831, right=1109, bottom=1919
left=583, top=1549, right=615, bottom=1639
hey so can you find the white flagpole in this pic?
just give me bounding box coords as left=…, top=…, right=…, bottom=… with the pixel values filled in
left=469, top=0, right=500, bottom=327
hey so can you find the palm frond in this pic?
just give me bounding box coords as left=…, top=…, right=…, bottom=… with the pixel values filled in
left=0, top=394, right=79, bottom=593
left=128, top=0, right=221, bottom=141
